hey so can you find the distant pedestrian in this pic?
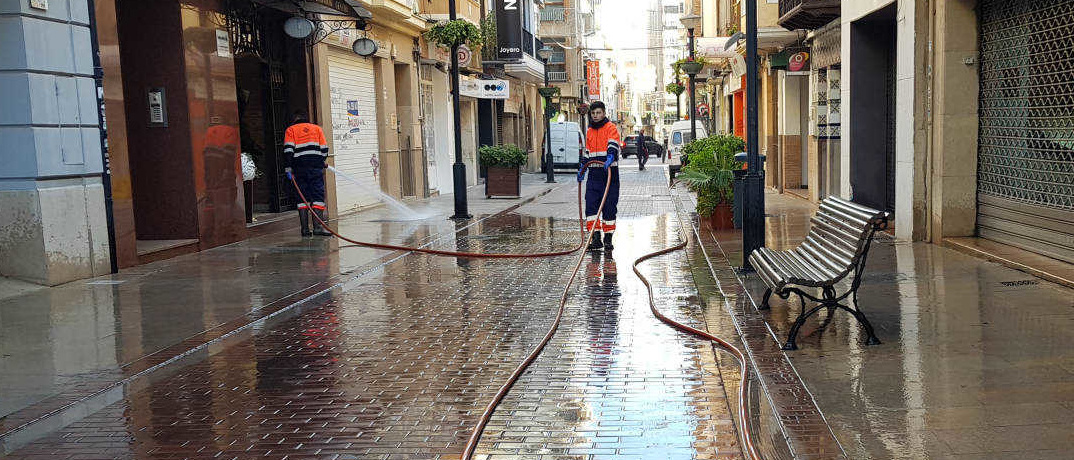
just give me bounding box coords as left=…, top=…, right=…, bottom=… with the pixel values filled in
left=636, top=131, right=649, bottom=171
left=577, top=101, right=621, bottom=252
left=284, top=111, right=331, bottom=237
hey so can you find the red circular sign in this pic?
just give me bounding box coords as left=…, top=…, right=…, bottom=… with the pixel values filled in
left=789, top=51, right=810, bottom=72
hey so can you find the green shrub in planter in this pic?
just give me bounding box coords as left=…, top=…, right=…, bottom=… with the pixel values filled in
left=678, top=134, right=745, bottom=217
left=479, top=144, right=528, bottom=168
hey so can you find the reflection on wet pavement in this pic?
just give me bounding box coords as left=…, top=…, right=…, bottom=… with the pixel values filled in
left=734, top=193, right=1074, bottom=459
left=0, top=178, right=556, bottom=449
left=6, top=167, right=756, bottom=459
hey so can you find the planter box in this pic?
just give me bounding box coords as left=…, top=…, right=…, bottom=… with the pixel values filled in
left=485, top=166, right=521, bottom=198
left=702, top=203, right=735, bottom=230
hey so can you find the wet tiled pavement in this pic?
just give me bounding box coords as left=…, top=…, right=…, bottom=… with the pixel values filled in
left=0, top=176, right=558, bottom=452
left=714, top=192, right=1074, bottom=459
left=4, top=164, right=753, bottom=459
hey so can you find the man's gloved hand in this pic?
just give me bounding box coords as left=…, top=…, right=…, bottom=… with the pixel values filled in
left=577, top=163, right=587, bottom=182
left=285, top=167, right=293, bottom=179
left=604, top=153, right=615, bottom=169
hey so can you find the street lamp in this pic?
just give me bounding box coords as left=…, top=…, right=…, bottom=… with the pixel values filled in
left=448, top=0, right=470, bottom=219
left=538, top=45, right=556, bottom=183
left=742, top=0, right=765, bottom=268
left=680, top=13, right=702, bottom=146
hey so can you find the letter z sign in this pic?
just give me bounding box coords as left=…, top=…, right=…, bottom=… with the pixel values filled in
left=496, top=0, right=522, bottom=60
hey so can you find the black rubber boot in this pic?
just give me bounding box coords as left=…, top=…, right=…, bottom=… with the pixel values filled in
left=312, top=209, right=333, bottom=236
left=587, top=233, right=604, bottom=251
left=603, top=232, right=614, bottom=251
left=298, top=209, right=312, bottom=237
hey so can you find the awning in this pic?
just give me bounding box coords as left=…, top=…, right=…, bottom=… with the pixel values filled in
left=252, top=0, right=366, bottom=18
left=696, top=37, right=737, bottom=59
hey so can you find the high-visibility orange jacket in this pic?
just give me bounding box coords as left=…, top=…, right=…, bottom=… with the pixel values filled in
left=584, top=120, right=622, bottom=167
left=284, top=122, right=329, bottom=169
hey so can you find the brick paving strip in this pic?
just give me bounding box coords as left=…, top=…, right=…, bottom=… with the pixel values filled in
left=671, top=187, right=848, bottom=460
left=0, top=184, right=560, bottom=456
left=5, top=168, right=751, bottom=460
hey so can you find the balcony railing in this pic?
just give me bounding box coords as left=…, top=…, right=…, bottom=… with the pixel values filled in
left=548, top=71, right=568, bottom=82
left=541, top=6, right=567, bottom=21
left=778, top=0, right=841, bottom=31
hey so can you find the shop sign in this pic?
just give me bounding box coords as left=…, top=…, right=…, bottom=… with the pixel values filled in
left=461, top=78, right=510, bottom=99
left=772, top=47, right=811, bottom=74
left=496, top=0, right=522, bottom=60
left=586, top=60, right=600, bottom=100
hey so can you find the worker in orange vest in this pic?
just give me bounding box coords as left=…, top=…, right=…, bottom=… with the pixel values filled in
left=577, top=101, right=621, bottom=252
left=284, top=111, right=331, bottom=237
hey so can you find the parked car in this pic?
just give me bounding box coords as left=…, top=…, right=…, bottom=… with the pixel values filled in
left=667, top=120, right=709, bottom=169
left=621, top=135, right=663, bottom=159
left=548, top=121, right=584, bottom=170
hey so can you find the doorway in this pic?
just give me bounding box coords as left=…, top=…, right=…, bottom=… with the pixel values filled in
left=849, top=4, right=897, bottom=213
left=229, top=3, right=311, bottom=223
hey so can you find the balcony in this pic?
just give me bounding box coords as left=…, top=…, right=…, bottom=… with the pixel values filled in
left=778, top=0, right=841, bottom=31
left=540, top=6, right=567, bottom=21
left=548, top=71, right=568, bottom=82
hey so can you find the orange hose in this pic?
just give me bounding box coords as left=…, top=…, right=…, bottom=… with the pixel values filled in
left=290, top=160, right=610, bottom=259
left=631, top=190, right=762, bottom=460
left=289, top=167, right=761, bottom=460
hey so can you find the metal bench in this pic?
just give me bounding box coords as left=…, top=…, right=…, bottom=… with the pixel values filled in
left=748, top=196, right=890, bottom=350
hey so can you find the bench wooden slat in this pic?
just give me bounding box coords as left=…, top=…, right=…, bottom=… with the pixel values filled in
left=803, top=232, right=856, bottom=265
left=794, top=246, right=842, bottom=280
left=810, top=217, right=861, bottom=256
left=829, top=196, right=887, bottom=223
left=822, top=197, right=881, bottom=225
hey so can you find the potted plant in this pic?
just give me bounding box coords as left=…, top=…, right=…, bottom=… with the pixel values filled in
left=678, top=134, right=745, bottom=230
left=665, top=82, right=685, bottom=96
left=479, top=144, right=527, bottom=198
left=426, top=19, right=483, bottom=49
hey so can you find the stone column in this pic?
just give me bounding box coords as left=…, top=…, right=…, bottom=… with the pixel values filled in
left=0, top=1, right=110, bottom=285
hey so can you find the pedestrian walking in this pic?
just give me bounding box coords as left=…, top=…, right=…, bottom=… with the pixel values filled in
left=284, top=111, right=331, bottom=237
left=577, top=101, right=621, bottom=252
left=636, top=130, right=649, bottom=171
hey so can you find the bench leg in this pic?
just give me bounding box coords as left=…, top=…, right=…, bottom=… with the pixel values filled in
left=782, top=303, right=829, bottom=351
left=848, top=306, right=882, bottom=346
left=759, top=288, right=772, bottom=310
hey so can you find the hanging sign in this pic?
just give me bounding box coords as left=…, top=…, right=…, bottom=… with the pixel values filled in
left=697, top=102, right=711, bottom=118
left=460, top=78, right=510, bottom=99
left=496, top=0, right=522, bottom=60
left=586, top=60, right=600, bottom=100
left=458, top=44, right=473, bottom=67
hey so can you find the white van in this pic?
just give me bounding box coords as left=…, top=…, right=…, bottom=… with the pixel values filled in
left=667, top=120, right=709, bottom=168
left=549, top=121, right=584, bottom=169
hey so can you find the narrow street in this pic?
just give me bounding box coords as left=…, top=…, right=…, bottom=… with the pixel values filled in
left=6, top=164, right=747, bottom=459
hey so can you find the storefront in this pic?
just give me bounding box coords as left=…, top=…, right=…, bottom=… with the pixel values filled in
left=323, top=34, right=381, bottom=213
left=976, top=0, right=1074, bottom=263
left=97, top=0, right=361, bottom=267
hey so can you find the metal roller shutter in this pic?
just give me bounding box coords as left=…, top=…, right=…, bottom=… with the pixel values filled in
left=977, top=0, right=1074, bottom=263
left=327, top=47, right=380, bottom=213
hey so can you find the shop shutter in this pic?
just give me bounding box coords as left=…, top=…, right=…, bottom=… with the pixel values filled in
left=977, top=0, right=1074, bottom=263
left=327, top=48, right=380, bottom=213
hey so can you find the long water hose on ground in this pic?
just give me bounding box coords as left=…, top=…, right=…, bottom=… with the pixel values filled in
left=289, top=167, right=759, bottom=460
left=631, top=189, right=762, bottom=460
left=289, top=161, right=609, bottom=258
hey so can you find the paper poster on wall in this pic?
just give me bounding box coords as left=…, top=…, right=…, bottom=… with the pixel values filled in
left=216, top=30, right=231, bottom=58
